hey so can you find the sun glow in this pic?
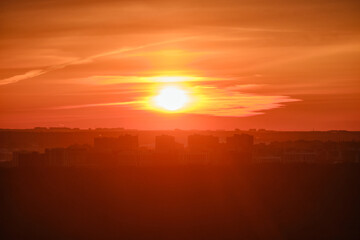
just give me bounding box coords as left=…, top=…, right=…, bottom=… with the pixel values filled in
left=144, top=76, right=205, bottom=113
left=154, top=86, right=189, bottom=111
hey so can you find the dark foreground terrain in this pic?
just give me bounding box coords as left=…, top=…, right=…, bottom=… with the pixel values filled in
left=1, top=164, right=360, bottom=240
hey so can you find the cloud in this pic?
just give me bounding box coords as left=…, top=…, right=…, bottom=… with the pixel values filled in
left=0, top=70, right=47, bottom=85
left=68, top=75, right=233, bottom=85
left=47, top=82, right=300, bottom=117
left=51, top=101, right=141, bottom=110
left=193, top=90, right=300, bottom=117
left=0, top=37, right=196, bottom=86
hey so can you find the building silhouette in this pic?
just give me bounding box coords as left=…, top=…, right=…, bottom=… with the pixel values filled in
left=155, top=135, right=183, bottom=152
left=226, top=134, right=253, bottom=151
left=94, top=135, right=138, bottom=152
left=3, top=132, right=360, bottom=168
left=188, top=134, right=220, bottom=152
left=13, top=151, right=45, bottom=167
left=225, top=134, right=254, bottom=162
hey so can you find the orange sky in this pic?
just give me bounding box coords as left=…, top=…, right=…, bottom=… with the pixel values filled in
left=0, top=0, right=359, bottom=130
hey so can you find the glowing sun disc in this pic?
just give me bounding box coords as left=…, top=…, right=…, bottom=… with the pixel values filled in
left=154, top=86, right=189, bottom=111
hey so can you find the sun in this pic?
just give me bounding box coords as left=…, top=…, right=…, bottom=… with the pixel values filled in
left=154, top=86, right=189, bottom=111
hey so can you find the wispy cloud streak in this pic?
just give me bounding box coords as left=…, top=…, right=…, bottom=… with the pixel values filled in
left=50, top=101, right=142, bottom=110
left=0, top=37, right=196, bottom=86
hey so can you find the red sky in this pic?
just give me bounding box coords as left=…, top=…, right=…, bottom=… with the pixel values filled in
left=0, top=0, right=359, bottom=130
